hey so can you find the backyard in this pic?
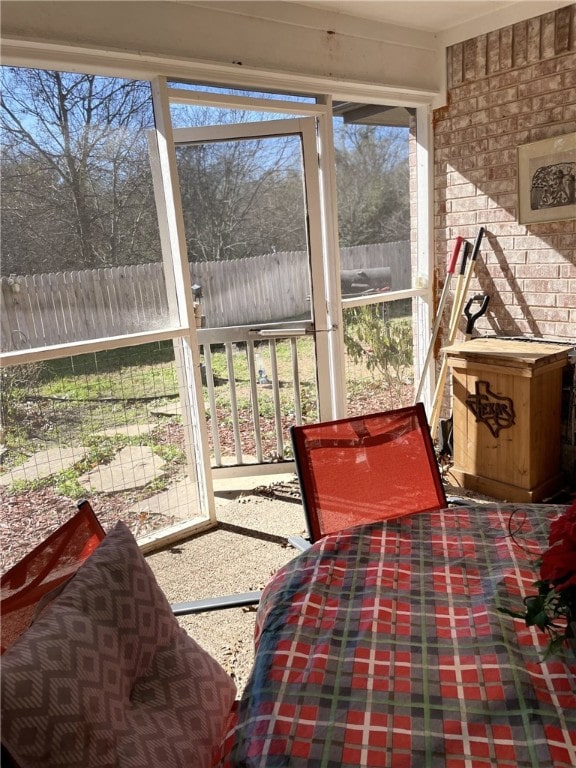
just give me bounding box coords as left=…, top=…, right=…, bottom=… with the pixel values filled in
left=0, top=314, right=414, bottom=572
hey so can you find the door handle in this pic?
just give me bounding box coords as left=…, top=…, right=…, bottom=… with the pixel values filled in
left=249, top=328, right=307, bottom=338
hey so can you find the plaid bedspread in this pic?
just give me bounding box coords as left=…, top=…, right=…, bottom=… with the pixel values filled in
left=221, top=504, right=576, bottom=767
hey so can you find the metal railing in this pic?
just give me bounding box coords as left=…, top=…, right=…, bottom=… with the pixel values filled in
left=198, top=321, right=315, bottom=476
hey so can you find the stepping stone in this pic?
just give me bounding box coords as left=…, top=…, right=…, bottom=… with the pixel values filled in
left=128, top=477, right=202, bottom=521
left=151, top=402, right=182, bottom=418
left=97, top=423, right=158, bottom=438
left=78, top=445, right=166, bottom=493
left=0, top=446, right=86, bottom=486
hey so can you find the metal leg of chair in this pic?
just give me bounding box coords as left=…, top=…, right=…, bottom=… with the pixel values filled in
left=287, top=535, right=312, bottom=552
left=446, top=496, right=476, bottom=507
left=171, top=591, right=262, bottom=616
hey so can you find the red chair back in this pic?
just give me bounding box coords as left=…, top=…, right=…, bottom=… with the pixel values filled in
left=291, top=403, right=447, bottom=542
left=1, top=500, right=105, bottom=653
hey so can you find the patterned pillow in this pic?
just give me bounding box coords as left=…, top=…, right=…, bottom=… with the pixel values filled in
left=1, top=521, right=237, bottom=768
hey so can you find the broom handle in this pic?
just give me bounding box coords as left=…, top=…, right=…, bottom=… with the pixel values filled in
left=414, top=237, right=463, bottom=403
left=429, top=228, right=485, bottom=437
left=449, top=241, right=471, bottom=339
left=428, top=241, right=470, bottom=428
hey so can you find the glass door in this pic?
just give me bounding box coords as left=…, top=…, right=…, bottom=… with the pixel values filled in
left=171, top=118, right=332, bottom=474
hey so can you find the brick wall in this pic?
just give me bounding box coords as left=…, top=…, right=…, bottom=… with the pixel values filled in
left=433, top=4, right=576, bottom=343
left=432, top=5, right=576, bottom=485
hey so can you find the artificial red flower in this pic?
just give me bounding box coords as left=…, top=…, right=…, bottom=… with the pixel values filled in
left=541, top=498, right=576, bottom=589
left=548, top=502, right=576, bottom=546
left=502, top=498, right=576, bottom=659
left=540, top=545, right=576, bottom=589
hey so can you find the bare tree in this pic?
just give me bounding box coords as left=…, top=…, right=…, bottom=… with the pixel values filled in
left=176, top=134, right=307, bottom=262
left=334, top=123, right=409, bottom=247
left=1, top=68, right=159, bottom=274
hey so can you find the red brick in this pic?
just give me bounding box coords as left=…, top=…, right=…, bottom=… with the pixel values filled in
left=446, top=211, right=478, bottom=227
left=529, top=307, right=568, bottom=322
left=486, top=166, right=516, bottom=181
left=533, top=55, right=576, bottom=76
left=478, top=179, right=516, bottom=195
left=488, top=70, right=521, bottom=90
left=436, top=9, right=574, bottom=347
left=526, top=18, right=541, bottom=63
left=523, top=293, right=558, bottom=306
left=452, top=43, right=464, bottom=87
left=513, top=236, right=549, bottom=250
left=476, top=116, right=519, bottom=137
left=464, top=38, right=478, bottom=82
left=560, top=265, right=576, bottom=280
left=450, top=97, right=480, bottom=116
left=555, top=6, right=572, bottom=54
left=487, top=30, right=500, bottom=73
left=496, top=250, right=527, bottom=264
left=450, top=126, right=479, bottom=145
left=450, top=196, right=488, bottom=213
left=535, top=322, right=560, bottom=336
left=487, top=131, right=530, bottom=150
left=488, top=85, right=519, bottom=106
left=540, top=12, right=557, bottom=59
left=451, top=114, right=473, bottom=131
left=520, top=265, right=562, bottom=281
left=476, top=148, right=516, bottom=167
left=554, top=234, right=576, bottom=250
left=487, top=236, right=515, bottom=251
left=532, top=89, right=576, bottom=110
left=500, top=26, right=513, bottom=70
left=489, top=98, right=533, bottom=119
left=512, top=21, right=528, bottom=66
left=480, top=209, right=517, bottom=224
left=518, top=73, right=563, bottom=97
left=557, top=293, right=576, bottom=309
left=445, top=183, right=478, bottom=199
left=475, top=34, right=488, bottom=78
left=485, top=221, right=522, bottom=235
left=561, top=67, right=576, bottom=87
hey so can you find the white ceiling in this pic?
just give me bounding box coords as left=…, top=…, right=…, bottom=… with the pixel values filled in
left=218, top=1, right=574, bottom=43
left=294, top=1, right=521, bottom=33
left=14, top=1, right=572, bottom=40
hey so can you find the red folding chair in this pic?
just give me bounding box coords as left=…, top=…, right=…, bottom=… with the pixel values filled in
left=0, top=499, right=105, bottom=654
left=291, top=403, right=447, bottom=545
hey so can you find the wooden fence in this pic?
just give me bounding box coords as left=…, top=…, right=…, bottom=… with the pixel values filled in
left=0, top=242, right=410, bottom=352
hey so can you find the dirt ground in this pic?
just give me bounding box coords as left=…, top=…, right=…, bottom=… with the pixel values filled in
left=146, top=489, right=307, bottom=695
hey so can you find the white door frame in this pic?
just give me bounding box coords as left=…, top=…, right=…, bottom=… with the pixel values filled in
left=165, top=84, right=347, bottom=420
left=0, top=58, right=436, bottom=544
left=146, top=80, right=349, bottom=507
left=172, top=115, right=342, bottom=420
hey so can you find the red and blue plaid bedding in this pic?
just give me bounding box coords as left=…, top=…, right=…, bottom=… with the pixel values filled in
left=220, top=504, right=576, bottom=767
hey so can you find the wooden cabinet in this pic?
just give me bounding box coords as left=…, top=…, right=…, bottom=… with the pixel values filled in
left=445, top=338, right=574, bottom=502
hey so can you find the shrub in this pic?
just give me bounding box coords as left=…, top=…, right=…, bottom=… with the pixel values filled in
left=343, top=306, right=413, bottom=394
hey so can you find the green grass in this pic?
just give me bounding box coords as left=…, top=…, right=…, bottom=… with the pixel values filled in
left=40, top=341, right=176, bottom=381
left=1, top=328, right=410, bottom=501
left=41, top=356, right=177, bottom=401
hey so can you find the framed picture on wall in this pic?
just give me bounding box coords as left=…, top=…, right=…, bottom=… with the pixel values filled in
left=517, top=132, right=576, bottom=224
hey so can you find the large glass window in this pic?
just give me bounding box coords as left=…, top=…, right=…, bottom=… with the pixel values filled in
left=332, top=103, right=416, bottom=411
left=0, top=67, right=174, bottom=350
left=0, top=67, right=206, bottom=557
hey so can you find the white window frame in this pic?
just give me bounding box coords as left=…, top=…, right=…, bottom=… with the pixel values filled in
left=0, top=45, right=438, bottom=498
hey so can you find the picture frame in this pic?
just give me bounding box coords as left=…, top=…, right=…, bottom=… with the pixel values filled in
left=517, top=132, right=576, bottom=224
